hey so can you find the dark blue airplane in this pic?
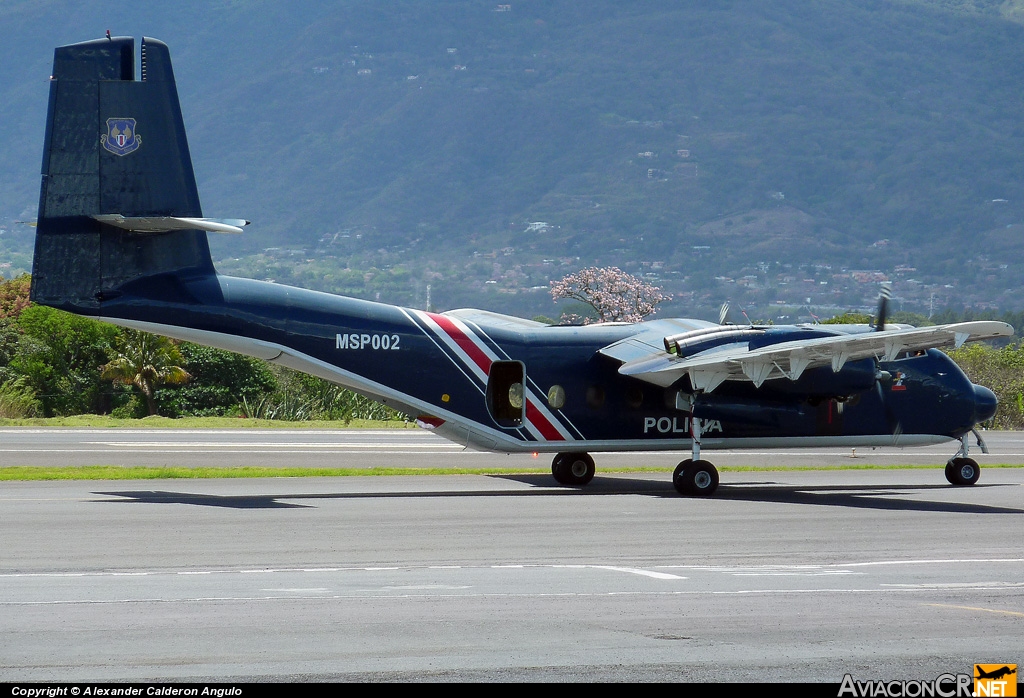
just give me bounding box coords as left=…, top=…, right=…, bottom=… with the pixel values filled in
left=29, top=37, right=1013, bottom=496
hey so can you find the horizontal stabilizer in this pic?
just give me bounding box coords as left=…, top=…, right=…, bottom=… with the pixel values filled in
left=93, top=215, right=249, bottom=234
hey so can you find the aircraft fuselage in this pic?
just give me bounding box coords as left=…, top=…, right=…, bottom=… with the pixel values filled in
left=77, top=268, right=990, bottom=454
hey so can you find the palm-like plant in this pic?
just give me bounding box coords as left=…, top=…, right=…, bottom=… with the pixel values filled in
left=101, top=330, right=191, bottom=416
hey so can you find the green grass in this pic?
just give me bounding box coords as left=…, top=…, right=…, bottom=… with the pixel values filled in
left=0, top=465, right=549, bottom=480
left=0, top=415, right=415, bottom=429
left=2, top=463, right=1021, bottom=481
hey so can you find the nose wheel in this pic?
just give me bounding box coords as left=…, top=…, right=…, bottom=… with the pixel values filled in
left=945, top=434, right=982, bottom=486
left=945, top=457, right=980, bottom=486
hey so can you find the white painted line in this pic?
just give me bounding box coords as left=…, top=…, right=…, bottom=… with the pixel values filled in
left=380, top=581, right=471, bottom=585
left=591, top=565, right=687, bottom=580
left=86, top=441, right=461, bottom=448
left=659, top=558, right=1024, bottom=571
left=0, top=429, right=435, bottom=436
left=7, top=585, right=1023, bottom=607
left=881, top=582, right=1024, bottom=589
left=838, top=558, right=1024, bottom=567
left=731, top=571, right=863, bottom=576
left=0, top=449, right=473, bottom=454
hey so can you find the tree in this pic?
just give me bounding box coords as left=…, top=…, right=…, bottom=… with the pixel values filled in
left=155, top=342, right=277, bottom=417
left=101, top=330, right=191, bottom=416
left=550, top=266, right=669, bottom=324
left=11, top=305, right=119, bottom=416
left=947, top=342, right=1024, bottom=430
left=0, top=274, right=32, bottom=320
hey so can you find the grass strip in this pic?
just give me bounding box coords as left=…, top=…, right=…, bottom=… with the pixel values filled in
left=1, top=463, right=1021, bottom=481
left=0, top=415, right=415, bottom=429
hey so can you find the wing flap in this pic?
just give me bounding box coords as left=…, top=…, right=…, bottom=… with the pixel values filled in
left=616, top=321, right=1013, bottom=390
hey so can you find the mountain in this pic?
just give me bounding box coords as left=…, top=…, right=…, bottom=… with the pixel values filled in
left=2, top=1, right=1024, bottom=320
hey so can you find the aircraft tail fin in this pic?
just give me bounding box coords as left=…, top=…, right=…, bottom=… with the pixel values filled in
left=31, top=36, right=214, bottom=310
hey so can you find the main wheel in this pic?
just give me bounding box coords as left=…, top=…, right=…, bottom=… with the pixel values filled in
left=551, top=452, right=595, bottom=486
left=673, top=459, right=719, bottom=497
left=672, top=459, right=694, bottom=495
left=946, top=457, right=980, bottom=486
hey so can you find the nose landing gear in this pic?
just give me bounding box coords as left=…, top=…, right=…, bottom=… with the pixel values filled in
left=945, top=431, right=986, bottom=486
left=945, top=458, right=980, bottom=486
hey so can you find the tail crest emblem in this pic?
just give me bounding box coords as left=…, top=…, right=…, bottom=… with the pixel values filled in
left=101, top=117, right=141, bottom=156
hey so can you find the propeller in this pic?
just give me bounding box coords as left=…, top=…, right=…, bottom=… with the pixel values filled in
left=872, top=283, right=892, bottom=332
left=718, top=301, right=754, bottom=327
left=871, top=369, right=903, bottom=442
left=870, top=283, right=902, bottom=438
left=868, top=282, right=901, bottom=433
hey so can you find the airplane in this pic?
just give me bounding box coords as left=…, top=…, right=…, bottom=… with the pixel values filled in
left=975, top=666, right=1017, bottom=681
left=29, top=36, right=1013, bottom=496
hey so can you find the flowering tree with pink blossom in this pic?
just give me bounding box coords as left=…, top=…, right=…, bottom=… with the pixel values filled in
left=550, top=266, right=669, bottom=324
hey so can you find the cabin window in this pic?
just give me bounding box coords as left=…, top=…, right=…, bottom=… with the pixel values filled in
left=626, top=385, right=644, bottom=409
left=547, top=385, right=566, bottom=409
left=486, top=361, right=525, bottom=428
left=586, top=385, right=605, bottom=409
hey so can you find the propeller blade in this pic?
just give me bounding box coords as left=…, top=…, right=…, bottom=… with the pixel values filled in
left=873, top=283, right=892, bottom=332
left=718, top=301, right=731, bottom=325
left=874, top=366, right=902, bottom=438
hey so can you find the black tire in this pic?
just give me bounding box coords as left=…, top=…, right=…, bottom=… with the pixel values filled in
left=672, top=459, right=693, bottom=496
left=673, top=459, right=719, bottom=496
left=947, top=457, right=980, bottom=486
left=551, top=452, right=595, bottom=486
left=687, top=460, right=720, bottom=496
left=944, top=461, right=957, bottom=485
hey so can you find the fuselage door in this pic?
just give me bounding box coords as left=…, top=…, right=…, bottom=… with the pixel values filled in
left=486, top=360, right=525, bottom=428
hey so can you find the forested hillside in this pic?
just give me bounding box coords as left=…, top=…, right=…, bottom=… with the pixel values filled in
left=2, top=1, right=1023, bottom=320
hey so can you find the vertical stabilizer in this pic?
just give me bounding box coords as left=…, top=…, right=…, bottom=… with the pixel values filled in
left=32, top=36, right=214, bottom=310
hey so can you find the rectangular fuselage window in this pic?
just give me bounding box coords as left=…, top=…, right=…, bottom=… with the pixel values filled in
left=486, top=361, right=525, bottom=428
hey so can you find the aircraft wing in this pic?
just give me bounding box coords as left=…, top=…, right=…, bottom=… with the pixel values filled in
left=611, top=321, right=1014, bottom=392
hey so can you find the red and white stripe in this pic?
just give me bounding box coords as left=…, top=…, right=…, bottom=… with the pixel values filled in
left=408, top=309, right=573, bottom=443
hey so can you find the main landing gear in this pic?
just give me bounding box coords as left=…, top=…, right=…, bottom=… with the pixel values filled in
left=549, top=451, right=720, bottom=496
left=672, top=459, right=719, bottom=497
left=550, top=418, right=722, bottom=497
left=671, top=416, right=719, bottom=496
left=944, top=430, right=986, bottom=486
left=551, top=452, right=596, bottom=486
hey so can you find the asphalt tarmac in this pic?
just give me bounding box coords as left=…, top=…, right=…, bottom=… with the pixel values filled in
left=1, top=427, right=1023, bottom=469
left=1, top=429, right=1022, bottom=682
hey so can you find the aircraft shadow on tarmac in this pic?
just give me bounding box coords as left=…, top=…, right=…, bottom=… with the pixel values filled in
left=92, top=477, right=1024, bottom=514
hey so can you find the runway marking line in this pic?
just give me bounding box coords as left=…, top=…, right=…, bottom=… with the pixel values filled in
left=86, top=442, right=461, bottom=448
left=925, top=603, right=1024, bottom=618
left=589, top=565, right=686, bottom=580
left=5, top=558, right=1023, bottom=580
left=658, top=558, right=1024, bottom=571
left=883, top=582, right=1024, bottom=589
left=6, top=586, right=1024, bottom=607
